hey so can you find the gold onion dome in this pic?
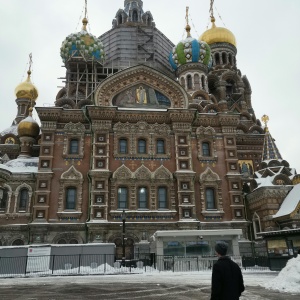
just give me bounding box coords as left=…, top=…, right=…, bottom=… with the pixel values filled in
left=15, top=71, right=38, bottom=101
left=17, top=108, right=40, bottom=138
left=199, top=17, right=236, bottom=47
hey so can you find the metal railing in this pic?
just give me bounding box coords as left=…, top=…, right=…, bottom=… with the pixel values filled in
left=0, top=254, right=271, bottom=278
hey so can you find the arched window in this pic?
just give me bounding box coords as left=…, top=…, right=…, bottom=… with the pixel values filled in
left=69, top=139, right=79, bottom=154
left=201, top=76, right=206, bottom=89
left=215, top=53, right=220, bottom=65
left=119, top=139, right=128, bottom=154
left=132, top=10, right=138, bottom=22
left=202, top=142, right=210, bottom=156
left=253, top=212, right=261, bottom=238
left=57, top=239, right=67, bottom=244
left=226, top=80, right=235, bottom=96
left=158, top=187, right=167, bottom=209
left=66, top=187, right=76, bottom=210
left=187, top=75, right=192, bottom=89
left=157, top=139, right=165, bottom=154
left=19, top=189, right=28, bottom=211
left=12, top=239, right=24, bottom=246
left=118, top=14, right=122, bottom=25
left=118, top=187, right=128, bottom=209
left=138, top=187, right=148, bottom=209
left=0, top=188, right=8, bottom=212
left=205, top=188, right=216, bottom=209
left=69, top=239, right=79, bottom=244
left=228, top=53, right=233, bottom=65
left=138, top=139, right=146, bottom=154
left=222, top=52, right=227, bottom=64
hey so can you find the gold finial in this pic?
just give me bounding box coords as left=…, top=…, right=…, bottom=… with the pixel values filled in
left=261, top=114, right=269, bottom=131
left=28, top=53, right=33, bottom=73
left=82, top=0, right=88, bottom=31
left=29, top=107, right=33, bottom=117
left=185, top=6, right=191, bottom=37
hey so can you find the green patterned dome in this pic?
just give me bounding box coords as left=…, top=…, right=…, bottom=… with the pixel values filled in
left=60, top=18, right=105, bottom=63
left=169, top=36, right=212, bottom=71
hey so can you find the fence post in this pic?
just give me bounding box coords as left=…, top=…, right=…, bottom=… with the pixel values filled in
left=24, top=255, right=28, bottom=276
left=104, top=254, right=106, bottom=274
left=197, top=256, right=199, bottom=272
left=52, top=255, right=55, bottom=275
left=172, top=255, right=175, bottom=272
left=78, top=254, right=81, bottom=274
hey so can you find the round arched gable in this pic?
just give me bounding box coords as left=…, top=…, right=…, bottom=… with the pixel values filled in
left=94, top=65, right=189, bottom=109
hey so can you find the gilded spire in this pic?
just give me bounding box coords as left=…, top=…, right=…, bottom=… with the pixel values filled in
left=185, top=6, right=191, bottom=37
left=209, top=0, right=216, bottom=27
left=261, top=115, right=282, bottom=161
left=82, top=0, right=88, bottom=31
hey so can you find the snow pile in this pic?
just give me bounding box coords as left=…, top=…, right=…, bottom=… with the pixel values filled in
left=264, top=256, right=300, bottom=293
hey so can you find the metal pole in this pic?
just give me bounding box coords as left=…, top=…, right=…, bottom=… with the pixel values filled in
left=122, top=209, right=126, bottom=267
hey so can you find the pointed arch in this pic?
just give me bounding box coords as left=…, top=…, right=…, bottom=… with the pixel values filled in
left=153, top=165, right=173, bottom=180
left=134, top=165, right=152, bottom=180
left=113, top=165, right=133, bottom=180
left=200, top=167, right=220, bottom=182
left=61, top=165, right=83, bottom=180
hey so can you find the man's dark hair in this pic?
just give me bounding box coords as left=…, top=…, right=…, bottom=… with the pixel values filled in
left=215, top=241, right=228, bottom=256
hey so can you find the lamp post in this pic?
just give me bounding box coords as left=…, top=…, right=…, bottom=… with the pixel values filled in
left=121, top=209, right=126, bottom=267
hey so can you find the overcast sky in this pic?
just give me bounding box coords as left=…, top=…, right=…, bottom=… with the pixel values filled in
left=1, top=0, right=299, bottom=171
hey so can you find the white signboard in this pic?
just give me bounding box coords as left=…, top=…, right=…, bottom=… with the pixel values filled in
left=27, top=247, right=51, bottom=273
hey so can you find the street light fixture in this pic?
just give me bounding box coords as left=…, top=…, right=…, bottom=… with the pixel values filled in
left=121, top=209, right=126, bottom=266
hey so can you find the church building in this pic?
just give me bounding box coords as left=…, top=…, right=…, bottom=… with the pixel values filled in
left=0, top=0, right=299, bottom=258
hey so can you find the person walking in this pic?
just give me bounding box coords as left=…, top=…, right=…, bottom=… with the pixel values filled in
left=210, top=241, right=245, bottom=300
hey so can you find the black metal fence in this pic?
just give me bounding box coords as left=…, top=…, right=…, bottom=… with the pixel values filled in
left=0, top=254, right=271, bottom=278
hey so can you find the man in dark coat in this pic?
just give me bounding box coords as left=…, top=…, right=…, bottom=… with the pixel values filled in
left=210, top=241, right=245, bottom=300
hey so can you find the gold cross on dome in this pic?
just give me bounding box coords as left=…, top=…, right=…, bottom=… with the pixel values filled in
left=186, top=6, right=189, bottom=25
left=261, top=114, right=269, bottom=127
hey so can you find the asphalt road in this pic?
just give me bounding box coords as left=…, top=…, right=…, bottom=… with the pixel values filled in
left=0, top=279, right=299, bottom=300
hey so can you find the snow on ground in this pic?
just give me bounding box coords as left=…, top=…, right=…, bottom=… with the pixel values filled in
left=264, top=255, right=300, bottom=293
left=0, top=270, right=279, bottom=289
left=0, top=255, right=300, bottom=294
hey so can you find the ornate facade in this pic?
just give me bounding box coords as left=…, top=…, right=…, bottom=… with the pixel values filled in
left=1, top=0, right=298, bottom=257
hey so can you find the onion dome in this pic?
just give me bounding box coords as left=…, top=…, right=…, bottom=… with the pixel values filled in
left=14, top=70, right=38, bottom=101
left=169, top=24, right=212, bottom=71
left=199, top=17, right=236, bottom=47
left=17, top=107, right=40, bottom=138
left=60, top=18, right=105, bottom=63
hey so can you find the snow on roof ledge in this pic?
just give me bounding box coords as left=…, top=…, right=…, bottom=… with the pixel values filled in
left=273, top=184, right=300, bottom=219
